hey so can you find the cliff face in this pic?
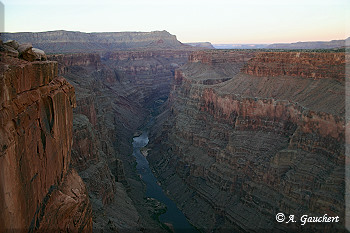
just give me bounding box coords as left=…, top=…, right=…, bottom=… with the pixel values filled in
left=0, top=51, right=92, bottom=231
left=49, top=53, right=102, bottom=75
left=241, top=52, right=346, bottom=81
left=148, top=50, right=346, bottom=232
left=188, top=50, right=256, bottom=65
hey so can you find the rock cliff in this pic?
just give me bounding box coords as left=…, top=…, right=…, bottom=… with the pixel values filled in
left=241, top=52, right=346, bottom=81
left=148, top=50, right=347, bottom=232
left=49, top=53, right=102, bottom=75
left=0, top=47, right=92, bottom=232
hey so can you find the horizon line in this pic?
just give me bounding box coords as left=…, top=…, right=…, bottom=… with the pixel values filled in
left=1, top=30, right=349, bottom=45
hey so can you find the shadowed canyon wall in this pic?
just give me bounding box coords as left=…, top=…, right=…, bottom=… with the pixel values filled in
left=0, top=49, right=92, bottom=232
left=47, top=49, right=192, bottom=231
left=148, top=50, right=347, bottom=232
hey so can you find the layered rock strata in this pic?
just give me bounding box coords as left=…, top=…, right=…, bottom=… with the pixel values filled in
left=49, top=53, right=101, bottom=75
left=148, top=51, right=347, bottom=232
left=0, top=49, right=92, bottom=232
left=101, top=50, right=191, bottom=108
left=2, top=30, right=192, bottom=53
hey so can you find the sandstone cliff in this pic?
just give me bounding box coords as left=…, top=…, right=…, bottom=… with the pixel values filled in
left=148, top=50, right=347, bottom=232
left=49, top=53, right=102, bottom=75
left=0, top=46, right=92, bottom=232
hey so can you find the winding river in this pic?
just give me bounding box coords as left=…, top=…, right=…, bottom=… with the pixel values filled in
left=132, top=132, right=198, bottom=233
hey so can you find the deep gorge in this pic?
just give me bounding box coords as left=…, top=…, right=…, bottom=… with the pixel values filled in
left=0, top=31, right=347, bottom=232
left=48, top=48, right=194, bottom=232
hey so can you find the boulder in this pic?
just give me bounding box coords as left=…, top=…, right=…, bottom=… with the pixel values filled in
left=32, top=47, right=47, bottom=61
left=4, top=40, right=19, bottom=50
left=18, top=44, right=47, bottom=61
left=2, top=44, right=19, bottom=58
left=18, top=43, right=36, bottom=61
left=17, top=43, right=32, bottom=54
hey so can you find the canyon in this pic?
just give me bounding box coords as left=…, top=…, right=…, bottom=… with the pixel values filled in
left=0, top=31, right=193, bottom=232
left=0, top=31, right=348, bottom=232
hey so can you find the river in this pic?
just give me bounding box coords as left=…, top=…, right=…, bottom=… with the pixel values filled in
left=132, top=132, right=198, bottom=233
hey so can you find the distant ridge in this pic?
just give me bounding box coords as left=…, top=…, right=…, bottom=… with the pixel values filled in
left=213, top=44, right=269, bottom=49
left=1, top=30, right=192, bottom=53
left=185, top=42, right=215, bottom=49
left=213, top=38, right=350, bottom=50
left=266, top=37, right=350, bottom=49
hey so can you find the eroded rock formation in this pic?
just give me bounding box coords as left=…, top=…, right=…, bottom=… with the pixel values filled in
left=0, top=45, right=92, bottom=232
left=148, top=50, right=347, bottom=232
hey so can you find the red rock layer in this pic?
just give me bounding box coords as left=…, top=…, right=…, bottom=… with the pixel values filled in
left=104, top=50, right=190, bottom=61
left=188, top=50, right=256, bottom=65
left=48, top=53, right=101, bottom=75
left=241, top=52, right=347, bottom=81
left=200, top=89, right=344, bottom=143
left=0, top=54, right=92, bottom=232
left=36, top=169, right=92, bottom=232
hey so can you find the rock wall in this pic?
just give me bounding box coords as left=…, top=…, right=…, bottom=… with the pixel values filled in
left=188, top=50, right=256, bottom=65
left=48, top=53, right=102, bottom=75
left=148, top=50, right=346, bottom=232
left=241, top=52, right=346, bottom=81
left=0, top=51, right=92, bottom=232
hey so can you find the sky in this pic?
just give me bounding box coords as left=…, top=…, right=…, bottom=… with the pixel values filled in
left=1, top=0, right=349, bottom=44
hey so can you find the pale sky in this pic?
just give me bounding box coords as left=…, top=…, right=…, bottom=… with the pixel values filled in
left=1, top=0, right=349, bottom=44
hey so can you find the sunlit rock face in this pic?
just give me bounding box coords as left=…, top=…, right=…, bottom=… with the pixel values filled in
left=0, top=47, right=92, bottom=232
left=148, top=50, right=347, bottom=232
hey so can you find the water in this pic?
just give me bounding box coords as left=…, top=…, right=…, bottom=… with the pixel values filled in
left=132, top=132, right=198, bottom=233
